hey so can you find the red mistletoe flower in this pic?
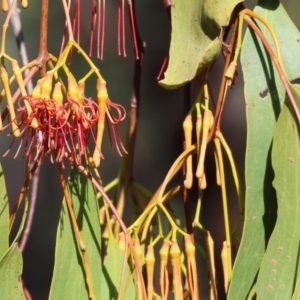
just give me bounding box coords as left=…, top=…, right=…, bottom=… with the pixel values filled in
left=3, top=79, right=126, bottom=167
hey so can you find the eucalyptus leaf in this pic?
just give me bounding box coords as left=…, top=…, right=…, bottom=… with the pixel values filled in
left=229, top=1, right=300, bottom=299
left=255, top=89, right=300, bottom=299
left=159, top=0, right=242, bottom=89
left=292, top=274, right=300, bottom=300
left=0, top=164, right=9, bottom=259
left=49, top=166, right=102, bottom=300
left=0, top=242, right=25, bottom=300
left=101, top=233, right=135, bottom=300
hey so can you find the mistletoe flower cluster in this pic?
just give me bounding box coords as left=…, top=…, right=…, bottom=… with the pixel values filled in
left=1, top=63, right=126, bottom=166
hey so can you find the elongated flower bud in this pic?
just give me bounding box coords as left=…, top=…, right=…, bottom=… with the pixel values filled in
left=52, top=82, right=63, bottom=105
left=183, top=115, right=193, bottom=189
left=1, top=67, right=20, bottom=137
left=206, top=232, right=217, bottom=299
left=145, top=245, right=155, bottom=300
left=221, top=241, right=229, bottom=294
left=184, top=236, right=199, bottom=300
left=196, top=114, right=202, bottom=157
left=12, top=60, right=38, bottom=128
left=214, top=151, right=221, bottom=186
left=196, top=110, right=213, bottom=179
left=159, top=240, right=170, bottom=300
left=68, top=77, right=78, bottom=101
left=134, top=238, right=143, bottom=300
left=93, top=79, right=108, bottom=167
left=41, top=73, right=53, bottom=100
left=170, top=240, right=183, bottom=300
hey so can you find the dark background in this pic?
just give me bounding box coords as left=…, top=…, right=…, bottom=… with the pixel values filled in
left=0, top=0, right=299, bottom=299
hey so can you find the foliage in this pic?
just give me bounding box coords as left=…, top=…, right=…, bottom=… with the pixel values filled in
left=0, top=0, right=300, bottom=299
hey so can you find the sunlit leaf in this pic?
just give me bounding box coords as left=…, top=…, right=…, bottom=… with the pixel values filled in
left=0, top=164, right=9, bottom=259
left=292, top=274, right=300, bottom=300
left=255, top=89, right=300, bottom=299
left=229, top=1, right=300, bottom=299
left=49, top=166, right=102, bottom=300
left=0, top=242, right=25, bottom=300
left=159, top=0, right=242, bottom=89
left=101, top=233, right=135, bottom=300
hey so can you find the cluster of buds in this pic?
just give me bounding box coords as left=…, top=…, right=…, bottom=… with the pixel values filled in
left=159, top=237, right=200, bottom=299
left=117, top=236, right=199, bottom=300
left=0, top=60, right=126, bottom=166
left=183, top=109, right=214, bottom=190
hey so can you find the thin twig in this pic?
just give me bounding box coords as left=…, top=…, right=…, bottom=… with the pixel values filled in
left=207, top=17, right=239, bottom=142
left=7, top=0, right=38, bottom=253
left=114, top=0, right=145, bottom=234
left=77, top=163, right=147, bottom=299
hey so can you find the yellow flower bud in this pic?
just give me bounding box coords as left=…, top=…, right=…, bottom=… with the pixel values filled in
left=145, top=245, right=155, bottom=300
left=170, top=240, right=183, bottom=300
left=159, top=240, right=170, bottom=300
left=183, top=114, right=193, bottom=189
left=41, top=72, right=53, bottom=100
left=0, top=67, right=20, bottom=137
left=52, top=82, right=63, bottom=105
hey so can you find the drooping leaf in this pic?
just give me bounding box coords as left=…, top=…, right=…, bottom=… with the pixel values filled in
left=229, top=1, right=300, bottom=299
left=0, top=242, right=26, bottom=300
left=0, top=164, right=9, bottom=259
left=255, top=89, right=300, bottom=299
left=101, top=233, right=135, bottom=300
left=49, top=166, right=102, bottom=300
left=159, top=0, right=242, bottom=89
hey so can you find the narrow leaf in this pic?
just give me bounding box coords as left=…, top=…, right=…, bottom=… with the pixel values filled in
left=101, top=233, right=135, bottom=300
left=229, top=1, right=300, bottom=299
left=0, top=163, right=9, bottom=259
left=292, top=275, right=300, bottom=300
left=256, top=95, right=300, bottom=299
left=49, top=166, right=102, bottom=300
left=0, top=242, right=25, bottom=300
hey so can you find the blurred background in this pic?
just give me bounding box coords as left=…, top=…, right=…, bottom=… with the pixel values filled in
left=0, top=0, right=299, bottom=299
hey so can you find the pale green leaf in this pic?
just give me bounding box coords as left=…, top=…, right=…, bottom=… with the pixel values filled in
left=0, top=164, right=9, bottom=259
left=229, top=1, right=300, bottom=299
left=101, top=233, right=135, bottom=300
left=292, top=275, right=300, bottom=300
left=0, top=242, right=25, bottom=300
left=49, top=166, right=102, bottom=300
left=255, top=92, right=300, bottom=299
left=159, top=0, right=243, bottom=89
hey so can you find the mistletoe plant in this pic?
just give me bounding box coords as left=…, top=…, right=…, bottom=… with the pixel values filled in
left=0, top=0, right=300, bottom=299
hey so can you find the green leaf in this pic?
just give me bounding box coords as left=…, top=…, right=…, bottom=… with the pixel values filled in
left=255, top=92, right=300, bottom=299
left=0, top=164, right=9, bottom=259
left=292, top=275, right=300, bottom=300
left=229, top=1, right=300, bottom=299
left=0, top=242, right=26, bottom=300
left=101, top=233, right=135, bottom=300
left=49, top=166, right=102, bottom=300
left=159, top=0, right=242, bottom=89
